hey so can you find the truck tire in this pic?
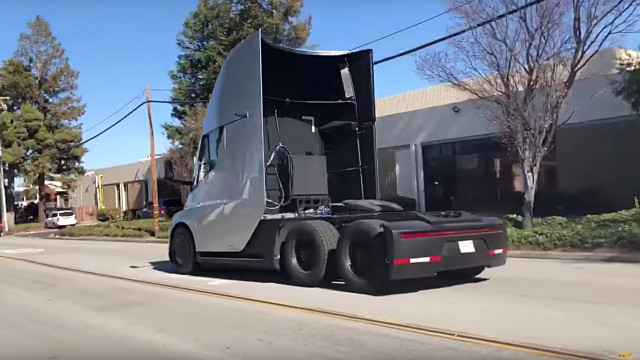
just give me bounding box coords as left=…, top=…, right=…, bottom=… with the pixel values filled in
left=170, top=226, right=199, bottom=275
left=437, top=266, right=485, bottom=280
left=336, top=220, right=388, bottom=294
left=281, top=220, right=338, bottom=287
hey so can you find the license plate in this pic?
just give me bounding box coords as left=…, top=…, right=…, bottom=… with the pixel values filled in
left=458, top=240, right=476, bottom=253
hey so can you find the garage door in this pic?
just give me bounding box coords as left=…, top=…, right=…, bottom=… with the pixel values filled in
left=102, top=185, right=118, bottom=209
left=126, top=182, right=145, bottom=210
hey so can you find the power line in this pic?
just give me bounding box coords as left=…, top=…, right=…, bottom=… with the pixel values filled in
left=373, top=0, right=547, bottom=65
left=82, top=93, right=143, bottom=134
left=80, top=99, right=207, bottom=146
left=349, top=0, right=478, bottom=51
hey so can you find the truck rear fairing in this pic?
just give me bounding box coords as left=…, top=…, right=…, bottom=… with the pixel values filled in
left=169, top=30, right=508, bottom=292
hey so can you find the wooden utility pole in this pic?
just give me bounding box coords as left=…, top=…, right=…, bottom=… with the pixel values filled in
left=145, top=86, right=160, bottom=237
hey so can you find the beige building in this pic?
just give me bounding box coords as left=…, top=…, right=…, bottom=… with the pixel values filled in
left=70, top=155, right=183, bottom=221
left=374, top=48, right=640, bottom=216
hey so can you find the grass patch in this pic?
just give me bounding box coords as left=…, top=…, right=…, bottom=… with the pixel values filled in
left=58, top=219, right=171, bottom=239
left=8, top=222, right=44, bottom=234
left=505, top=208, right=640, bottom=251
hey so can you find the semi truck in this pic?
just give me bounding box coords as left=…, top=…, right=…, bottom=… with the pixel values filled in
left=168, top=30, right=508, bottom=294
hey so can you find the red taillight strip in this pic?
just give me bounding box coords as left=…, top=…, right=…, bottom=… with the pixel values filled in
left=489, top=248, right=508, bottom=255
left=400, top=227, right=503, bottom=239
left=393, top=255, right=442, bottom=265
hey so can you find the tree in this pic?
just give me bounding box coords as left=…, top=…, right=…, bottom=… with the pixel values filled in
left=164, top=0, right=312, bottom=169
left=9, top=16, right=87, bottom=222
left=0, top=59, right=38, bottom=223
left=614, top=48, right=640, bottom=111
left=416, top=0, right=640, bottom=228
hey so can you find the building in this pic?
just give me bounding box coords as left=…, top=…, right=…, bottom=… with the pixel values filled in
left=374, top=48, right=640, bottom=217
left=70, top=155, right=183, bottom=221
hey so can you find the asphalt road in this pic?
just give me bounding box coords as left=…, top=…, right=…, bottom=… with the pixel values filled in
left=1, top=236, right=639, bottom=359
left=0, top=255, right=547, bottom=360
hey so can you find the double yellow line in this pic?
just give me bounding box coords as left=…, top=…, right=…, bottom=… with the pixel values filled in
left=0, top=253, right=611, bottom=360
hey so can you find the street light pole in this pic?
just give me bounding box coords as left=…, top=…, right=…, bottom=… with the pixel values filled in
left=0, top=96, right=9, bottom=232
left=0, top=147, right=7, bottom=233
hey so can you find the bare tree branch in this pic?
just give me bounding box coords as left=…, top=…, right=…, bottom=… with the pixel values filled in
left=416, top=0, right=640, bottom=227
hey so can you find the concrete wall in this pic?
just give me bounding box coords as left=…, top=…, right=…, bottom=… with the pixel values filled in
left=375, top=72, right=634, bottom=149
left=556, top=116, right=640, bottom=211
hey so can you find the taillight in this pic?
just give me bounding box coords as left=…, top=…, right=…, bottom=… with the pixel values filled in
left=160, top=207, right=165, bottom=214
left=401, top=227, right=503, bottom=239
left=489, top=248, right=508, bottom=255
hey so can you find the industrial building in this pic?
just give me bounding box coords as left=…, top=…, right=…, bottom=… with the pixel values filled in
left=374, top=48, right=640, bottom=217
left=69, top=155, right=183, bottom=221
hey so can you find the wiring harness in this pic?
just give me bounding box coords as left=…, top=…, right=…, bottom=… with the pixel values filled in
left=265, top=107, right=293, bottom=210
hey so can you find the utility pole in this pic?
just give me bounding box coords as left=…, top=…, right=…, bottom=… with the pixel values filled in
left=0, top=96, right=10, bottom=233
left=145, top=87, right=160, bottom=237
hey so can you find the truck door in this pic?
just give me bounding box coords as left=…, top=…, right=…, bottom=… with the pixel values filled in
left=183, top=129, right=228, bottom=249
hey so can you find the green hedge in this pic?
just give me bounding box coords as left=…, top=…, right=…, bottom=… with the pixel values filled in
left=58, top=219, right=171, bottom=239
left=505, top=208, right=640, bottom=251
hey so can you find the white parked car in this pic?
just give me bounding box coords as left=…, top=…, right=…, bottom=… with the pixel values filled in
left=45, top=210, right=77, bottom=228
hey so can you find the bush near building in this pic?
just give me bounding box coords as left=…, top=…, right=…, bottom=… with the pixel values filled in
left=505, top=207, right=640, bottom=251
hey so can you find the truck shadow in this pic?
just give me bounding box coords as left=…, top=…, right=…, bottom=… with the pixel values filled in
left=147, top=260, right=487, bottom=296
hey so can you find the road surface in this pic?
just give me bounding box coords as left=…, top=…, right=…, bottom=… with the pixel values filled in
left=1, top=236, right=639, bottom=359
left=0, top=254, right=546, bottom=360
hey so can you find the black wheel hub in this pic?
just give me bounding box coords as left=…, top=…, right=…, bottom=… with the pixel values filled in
left=173, top=236, right=187, bottom=267
left=294, top=237, right=316, bottom=272
left=348, top=241, right=373, bottom=278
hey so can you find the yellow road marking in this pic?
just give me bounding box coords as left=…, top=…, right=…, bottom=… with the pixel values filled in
left=0, top=253, right=612, bottom=360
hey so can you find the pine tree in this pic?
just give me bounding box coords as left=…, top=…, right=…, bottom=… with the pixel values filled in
left=10, top=15, right=86, bottom=222
left=0, top=60, right=38, bottom=224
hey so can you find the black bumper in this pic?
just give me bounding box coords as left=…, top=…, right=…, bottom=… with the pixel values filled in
left=384, top=220, right=508, bottom=281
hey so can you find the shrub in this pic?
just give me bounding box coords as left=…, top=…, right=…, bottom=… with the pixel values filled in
left=123, top=209, right=136, bottom=221
left=507, top=208, right=640, bottom=251
left=96, top=209, right=110, bottom=222
left=96, top=208, right=122, bottom=222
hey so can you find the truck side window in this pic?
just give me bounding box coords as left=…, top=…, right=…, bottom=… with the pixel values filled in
left=207, top=127, right=224, bottom=171
left=195, top=135, right=211, bottom=185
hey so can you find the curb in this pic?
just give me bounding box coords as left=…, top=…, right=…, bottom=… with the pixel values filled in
left=508, top=250, right=640, bottom=263
left=13, top=234, right=168, bottom=244
left=50, top=235, right=168, bottom=244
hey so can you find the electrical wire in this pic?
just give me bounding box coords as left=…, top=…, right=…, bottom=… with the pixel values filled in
left=82, top=93, right=143, bottom=134
left=373, top=0, right=548, bottom=65
left=80, top=99, right=208, bottom=146
left=349, top=0, right=478, bottom=51
left=265, top=106, right=294, bottom=210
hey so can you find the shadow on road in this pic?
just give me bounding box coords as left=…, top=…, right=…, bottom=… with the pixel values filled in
left=145, top=260, right=487, bottom=296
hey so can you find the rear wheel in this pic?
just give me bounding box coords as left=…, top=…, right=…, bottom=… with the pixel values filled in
left=281, top=220, right=338, bottom=287
left=170, top=226, right=199, bottom=275
left=437, top=266, right=485, bottom=280
left=336, top=221, right=389, bottom=294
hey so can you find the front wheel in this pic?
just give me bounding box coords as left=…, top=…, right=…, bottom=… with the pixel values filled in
left=437, top=266, right=485, bottom=280
left=170, top=226, right=199, bottom=275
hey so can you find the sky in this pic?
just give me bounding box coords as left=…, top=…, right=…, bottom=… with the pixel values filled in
left=0, top=0, right=636, bottom=172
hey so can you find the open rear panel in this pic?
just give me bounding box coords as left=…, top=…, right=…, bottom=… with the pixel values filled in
left=260, top=39, right=378, bottom=213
